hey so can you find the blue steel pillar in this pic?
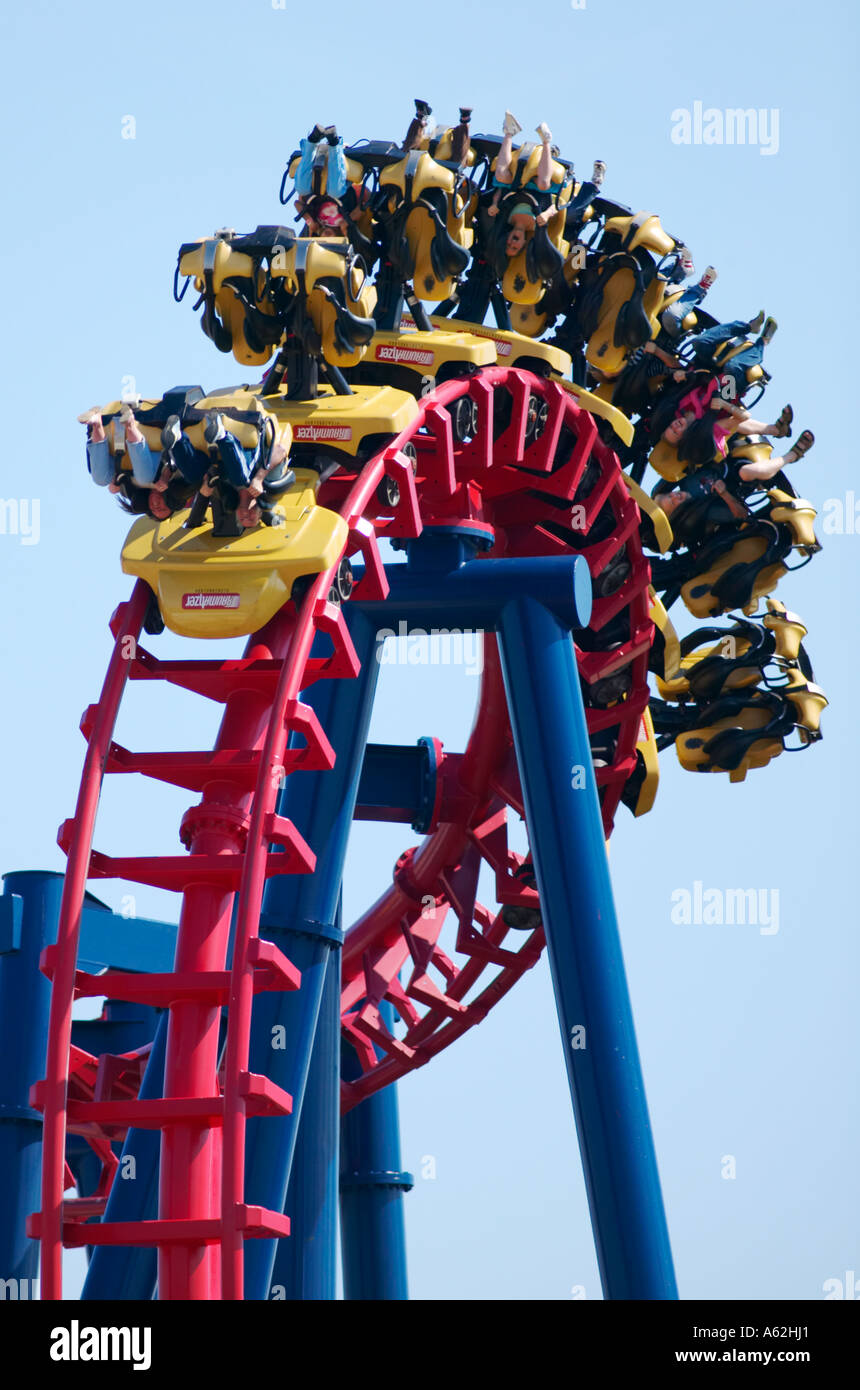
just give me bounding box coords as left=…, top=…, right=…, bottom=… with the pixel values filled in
left=81, top=1014, right=167, bottom=1301
left=0, top=871, right=63, bottom=1290
left=0, top=869, right=174, bottom=1300
left=496, top=596, right=677, bottom=1300
left=340, top=998, right=413, bottom=1301
left=243, top=609, right=381, bottom=1300
left=68, top=994, right=160, bottom=1275
left=270, top=938, right=341, bottom=1300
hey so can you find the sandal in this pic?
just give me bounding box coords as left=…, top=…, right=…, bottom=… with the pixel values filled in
left=784, top=429, right=815, bottom=464
left=772, top=403, right=793, bottom=438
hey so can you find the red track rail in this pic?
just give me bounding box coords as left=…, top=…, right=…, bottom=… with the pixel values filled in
left=33, top=368, right=652, bottom=1297
left=337, top=371, right=652, bottom=1107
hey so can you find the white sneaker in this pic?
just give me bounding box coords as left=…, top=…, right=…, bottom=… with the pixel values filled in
left=503, top=111, right=522, bottom=136
left=204, top=410, right=226, bottom=446
left=535, top=121, right=552, bottom=143
left=77, top=406, right=102, bottom=425
left=591, top=159, right=606, bottom=187
left=679, top=246, right=695, bottom=276
left=698, top=265, right=717, bottom=291
left=161, top=415, right=182, bottom=450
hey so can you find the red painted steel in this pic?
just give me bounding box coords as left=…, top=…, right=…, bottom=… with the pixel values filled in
left=36, top=581, right=150, bottom=1299
left=37, top=369, right=653, bottom=1297
left=337, top=373, right=653, bottom=1108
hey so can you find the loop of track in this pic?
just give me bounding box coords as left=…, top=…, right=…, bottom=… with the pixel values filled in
left=36, top=366, right=652, bottom=1297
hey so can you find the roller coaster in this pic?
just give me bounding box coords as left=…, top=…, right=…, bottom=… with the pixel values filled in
left=0, top=102, right=827, bottom=1301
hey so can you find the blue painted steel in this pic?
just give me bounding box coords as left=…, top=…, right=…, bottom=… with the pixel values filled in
left=69, top=999, right=161, bottom=1270
left=391, top=526, right=494, bottom=566
left=76, top=901, right=176, bottom=975
left=414, top=735, right=440, bottom=834
left=496, top=597, right=677, bottom=1300
left=81, top=1013, right=167, bottom=1301
left=270, top=942, right=341, bottom=1300
left=0, top=871, right=63, bottom=1289
left=0, top=893, right=23, bottom=953
left=65, top=1137, right=105, bottom=1211
left=72, top=1000, right=161, bottom=1062
left=355, top=739, right=438, bottom=830
left=245, top=926, right=334, bottom=1300
left=243, top=609, right=381, bottom=1300
left=352, top=553, right=592, bottom=633
left=0, top=867, right=174, bottom=1297
left=340, top=1000, right=413, bottom=1301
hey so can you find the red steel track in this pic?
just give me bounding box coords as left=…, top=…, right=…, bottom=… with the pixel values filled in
left=31, top=367, right=652, bottom=1298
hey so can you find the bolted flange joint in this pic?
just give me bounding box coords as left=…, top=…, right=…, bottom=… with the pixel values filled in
left=179, top=801, right=251, bottom=851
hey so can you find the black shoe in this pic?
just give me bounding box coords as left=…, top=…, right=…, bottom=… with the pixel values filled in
left=308, top=123, right=327, bottom=143
left=323, top=125, right=339, bottom=146
left=459, top=107, right=473, bottom=123
left=414, top=99, right=432, bottom=117
left=500, top=904, right=542, bottom=931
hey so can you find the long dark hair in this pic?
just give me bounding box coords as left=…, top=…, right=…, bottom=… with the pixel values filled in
left=648, top=381, right=690, bottom=440
left=677, top=413, right=720, bottom=469
left=115, top=474, right=190, bottom=517
left=115, top=475, right=151, bottom=514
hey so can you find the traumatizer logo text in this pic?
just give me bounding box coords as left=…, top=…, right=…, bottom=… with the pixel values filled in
left=182, top=592, right=241, bottom=610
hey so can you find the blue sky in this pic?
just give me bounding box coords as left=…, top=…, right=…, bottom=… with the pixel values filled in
left=2, top=0, right=858, bottom=1299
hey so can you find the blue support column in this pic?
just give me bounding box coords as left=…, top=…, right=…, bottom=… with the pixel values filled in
left=351, top=548, right=591, bottom=632
left=71, top=1000, right=161, bottom=1063
left=270, top=939, right=341, bottom=1300
left=0, top=871, right=63, bottom=1291
left=243, top=609, right=381, bottom=1300
left=0, top=868, right=175, bottom=1300
left=66, top=1000, right=161, bottom=1275
left=496, top=597, right=677, bottom=1301
left=81, top=1014, right=167, bottom=1301
left=340, top=999, right=413, bottom=1301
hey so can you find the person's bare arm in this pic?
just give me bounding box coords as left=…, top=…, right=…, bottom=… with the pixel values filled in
left=248, top=439, right=289, bottom=496
left=711, top=397, right=748, bottom=419
left=644, top=342, right=682, bottom=369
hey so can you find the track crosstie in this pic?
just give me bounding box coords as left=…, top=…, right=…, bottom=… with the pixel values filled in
left=32, top=367, right=653, bottom=1298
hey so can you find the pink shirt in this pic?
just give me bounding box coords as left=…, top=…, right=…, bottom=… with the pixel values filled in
left=678, top=379, right=730, bottom=459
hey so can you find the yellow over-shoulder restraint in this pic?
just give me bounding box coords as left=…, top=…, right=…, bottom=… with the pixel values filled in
left=268, top=237, right=376, bottom=368
left=178, top=234, right=280, bottom=367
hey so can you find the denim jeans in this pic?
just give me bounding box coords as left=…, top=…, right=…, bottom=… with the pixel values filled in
left=689, top=319, right=755, bottom=352
left=86, top=438, right=113, bottom=486
left=168, top=434, right=210, bottom=489
left=295, top=137, right=348, bottom=199
left=87, top=436, right=160, bottom=486
left=213, top=433, right=261, bottom=490
left=688, top=320, right=764, bottom=393
left=127, top=437, right=160, bottom=484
